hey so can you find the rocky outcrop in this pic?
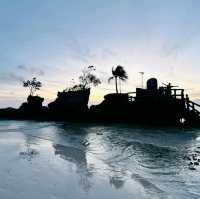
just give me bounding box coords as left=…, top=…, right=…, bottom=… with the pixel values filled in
left=48, top=89, right=90, bottom=113
left=19, top=95, right=47, bottom=118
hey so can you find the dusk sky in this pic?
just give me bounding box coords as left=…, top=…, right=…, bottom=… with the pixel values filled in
left=0, top=0, right=200, bottom=107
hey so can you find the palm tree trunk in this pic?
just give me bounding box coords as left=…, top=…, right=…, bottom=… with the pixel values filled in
left=115, top=77, right=118, bottom=93
left=119, top=79, right=121, bottom=93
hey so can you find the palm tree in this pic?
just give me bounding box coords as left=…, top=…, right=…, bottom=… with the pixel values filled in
left=108, top=65, right=128, bottom=93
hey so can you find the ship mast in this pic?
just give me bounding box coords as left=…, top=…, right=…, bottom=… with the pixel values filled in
left=139, top=72, right=144, bottom=88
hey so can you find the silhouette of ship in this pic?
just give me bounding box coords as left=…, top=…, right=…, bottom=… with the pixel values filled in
left=90, top=78, right=200, bottom=126
left=0, top=77, right=199, bottom=127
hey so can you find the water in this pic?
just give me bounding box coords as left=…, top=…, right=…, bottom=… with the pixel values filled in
left=0, top=120, right=200, bottom=199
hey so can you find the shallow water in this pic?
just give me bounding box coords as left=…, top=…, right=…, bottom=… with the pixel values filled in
left=0, top=120, right=200, bottom=199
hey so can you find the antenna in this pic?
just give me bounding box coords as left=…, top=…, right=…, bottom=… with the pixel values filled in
left=139, top=72, right=144, bottom=88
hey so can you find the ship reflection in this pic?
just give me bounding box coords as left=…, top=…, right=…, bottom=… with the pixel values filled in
left=52, top=124, right=200, bottom=193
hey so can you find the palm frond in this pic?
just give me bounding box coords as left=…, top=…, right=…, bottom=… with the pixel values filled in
left=111, top=67, right=116, bottom=76
left=108, top=76, right=114, bottom=83
left=119, top=77, right=127, bottom=82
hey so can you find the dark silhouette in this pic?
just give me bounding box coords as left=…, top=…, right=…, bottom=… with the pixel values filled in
left=185, top=94, right=190, bottom=109
left=48, top=66, right=101, bottom=119
left=79, top=65, right=101, bottom=89
left=23, top=77, right=42, bottom=96
left=17, top=77, right=47, bottom=119
left=19, top=95, right=44, bottom=113
left=0, top=66, right=199, bottom=127
left=91, top=77, right=200, bottom=126
left=162, top=82, right=178, bottom=96
left=108, top=65, right=128, bottom=93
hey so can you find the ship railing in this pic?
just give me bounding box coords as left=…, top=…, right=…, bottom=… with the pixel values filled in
left=127, top=92, right=136, bottom=102
left=186, top=100, right=200, bottom=116
left=127, top=89, right=186, bottom=102
left=171, top=89, right=184, bottom=100
left=128, top=96, right=136, bottom=102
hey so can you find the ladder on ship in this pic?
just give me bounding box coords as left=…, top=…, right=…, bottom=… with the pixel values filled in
left=165, top=88, right=200, bottom=120
left=185, top=100, right=200, bottom=118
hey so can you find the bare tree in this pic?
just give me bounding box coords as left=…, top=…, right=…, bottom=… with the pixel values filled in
left=79, top=66, right=101, bottom=89
left=23, top=77, right=42, bottom=96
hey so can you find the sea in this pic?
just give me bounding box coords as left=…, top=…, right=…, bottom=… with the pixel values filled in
left=0, top=120, right=200, bottom=199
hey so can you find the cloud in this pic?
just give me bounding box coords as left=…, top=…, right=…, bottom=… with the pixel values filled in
left=160, top=29, right=200, bottom=61
left=101, top=48, right=118, bottom=60
left=17, top=65, right=27, bottom=70
left=65, top=38, right=96, bottom=63
left=8, top=73, right=24, bottom=82
left=17, top=65, right=45, bottom=76
left=30, top=67, right=45, bottom=76
left=160, top=42, right=182, bottom=60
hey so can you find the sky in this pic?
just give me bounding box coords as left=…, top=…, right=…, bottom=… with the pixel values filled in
left=0, top=0, right=200, bottom=107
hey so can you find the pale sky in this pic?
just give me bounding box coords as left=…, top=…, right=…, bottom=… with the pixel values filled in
left=0, top=0, right=200, bottom=107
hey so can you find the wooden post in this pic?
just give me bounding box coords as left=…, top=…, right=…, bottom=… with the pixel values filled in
left=192, top=103, right=195, bottom=110
left=174, top=90, right=176, bottom=98
left=181, top=90, right=184, bottom=100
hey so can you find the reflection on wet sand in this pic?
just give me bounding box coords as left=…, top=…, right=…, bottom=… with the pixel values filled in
left=54, top=143, right=94, bottom=192
left=109, top=176, right=125, bottom=189
left=54, top=144, right=87, bottom=166
left=8, top=121, right=200, bottom=198
left=19, top=144, right=39, bottom=161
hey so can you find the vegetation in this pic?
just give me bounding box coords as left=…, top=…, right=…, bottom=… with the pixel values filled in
left=67, top=66, right=101, bottom=91
left=23, top=77, right=42, bottom=96
left=108, top=65, right=128, bottom=93
left=79, top=65, right=101, bottom=89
